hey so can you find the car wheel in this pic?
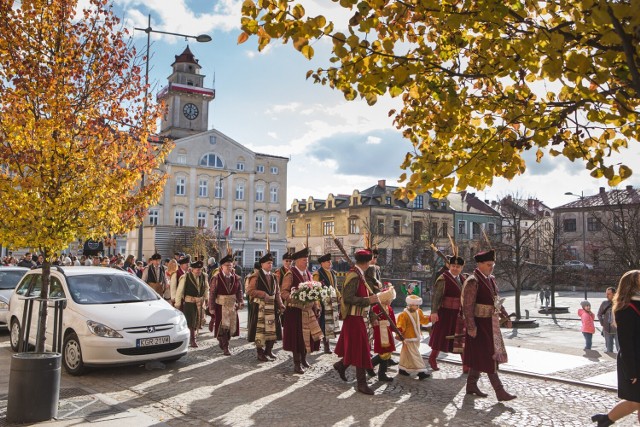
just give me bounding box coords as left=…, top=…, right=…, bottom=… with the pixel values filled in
left=9, top=318, right=21, bottom=352
left=63, top=332, right=86, bottom=376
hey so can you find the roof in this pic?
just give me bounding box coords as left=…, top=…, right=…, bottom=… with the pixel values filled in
left=171, top=46, right=200, bottom=67
left=554, top=186, right=640, bottom=210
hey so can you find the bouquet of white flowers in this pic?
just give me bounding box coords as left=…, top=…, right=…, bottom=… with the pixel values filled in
left=290, top=281, right=329, bottom=303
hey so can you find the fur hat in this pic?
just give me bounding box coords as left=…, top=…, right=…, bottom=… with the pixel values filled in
left=474, top=249, right=495, bottom=263
left=377, top=286, right=396, bottom=306
left=291, top=247, right=310, bottom=260
left=219, top=254, right=234, bottom=265
left=282, top=252, right=293, bottom=261
left=190, top=260, right=204, bottom=269
left=448, top=255, right=465, bottom=266
left=259, top=252, right=274, bottom=264
left=318, top=253, right=331, bottom=263
left=178, top=256, right=190, bottom=265
left=405, top=294, right=423, bottom=306
left=354, top=249, right=373, bottom=263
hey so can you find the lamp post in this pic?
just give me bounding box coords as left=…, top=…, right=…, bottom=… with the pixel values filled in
left=565, top=191, right=588, bottom=300
left=134, top=15, right=212, bottom=261
left=212, top=171, right=236, bottom=250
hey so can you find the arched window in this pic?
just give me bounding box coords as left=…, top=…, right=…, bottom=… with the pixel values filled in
left=199, top=153, right=224, bottom=168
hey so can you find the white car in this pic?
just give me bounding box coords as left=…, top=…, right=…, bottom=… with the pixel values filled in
left=563, top=260, right=594, bottom=269
left=0, top=266, right=29, bottom=328
left=8, top=266, right=189, bottom=375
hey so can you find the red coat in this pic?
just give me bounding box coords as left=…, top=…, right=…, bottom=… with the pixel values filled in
left=428, top=271, right=464, bottom=353
left=372, top=304, right=396, bottom=354
left=209, top=272, right=243, bottom=337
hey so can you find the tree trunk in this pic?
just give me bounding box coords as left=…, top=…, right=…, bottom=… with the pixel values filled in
left=35, top=250, right=51, bottom=353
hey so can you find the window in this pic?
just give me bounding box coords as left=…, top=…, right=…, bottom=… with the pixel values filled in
left=413, top=222, right=423, bottom=240
left=613, top=216, right=622, bottom=232
left=254, top=250, right=264, bottom=264
left=386, top=196, right=392, bottom=205
left=256, top=185, right=265, bottom=202
left=214, top=179, right=223, bottom=199
left=270, top=186, right=278, bottom=203
left=414, top=195, right=424, bottom=209
left=198, top=179, right=208, bottom=197
left=393, top=219, right=401, bottom=236
left=270, top=166, right=278, bottom=174
left=175, top=210, right=184, bottom=227
left=487, top=223, right=495, bottom=234
left=458, top=220, right=466, bottom=236
left=441, top=223, right=448, bottom=238
left=236, top=162, right=244, bottom=171
left=200, top=153, right=223, bottom=168
left=209, top=136, right=217, bottom=145
left=472, top=222, right=481, bottom=236
left=255, top=214, right=264, bottom=233
left=236, top=182, right=245, bottom=200
left=431, top=222, right=438, bottom=238
left=234, top=212, right=244, bottom=231
left=213, top=212, right=222, bottom=230
left=306, top=223, right=311, bottom=237
left=563, top=218, right=577, bottom=232
left=349, top=218, right=359, bottom=234
left=291, top=222, right=296, bottom=237
left=148, top=209, right=159, bottom=226
left=177, top=154, right=186, bottom=164
left=440, top=201, right=447, bottom=209
left=234, top=250, right=243, bottom=266
left=587, top=217, right=602, bottom=232
left=377, top=218, right=385, bottom=235
left=176, top=177, right=186, bottom=196
left=197, top=211, right=207, bottom=228
left=256, top=165, right=265, bottom=173
left=269, top=215, right=278, bottom=233
left=323, top=221, right=335, bottom=236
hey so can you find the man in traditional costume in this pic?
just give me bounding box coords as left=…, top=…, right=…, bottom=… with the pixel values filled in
left=170, top=255, right=190, bottom=307
left=209, top=253, right=244, bottom=356
left=247, top=252, right=284, bottom=362
left=428, top=255, right=467, bottom=372
left=281, top=248, right=323, bottom=374
left=333, top=249, right=380, bottom=395
left=142, top=253, right=167, bottom=297
left=462, top=249, right=516, bottom=401
left=312, top=253, right=340, bottom=354
left=174, top=260, right=208, bottom=348
left=371, top=284, right=397, bottom=382
left=274, top=251, right=293, bottom=287
left=364, top=248, right=383, bottom=294
left=396, top=294, right=431, bottom=379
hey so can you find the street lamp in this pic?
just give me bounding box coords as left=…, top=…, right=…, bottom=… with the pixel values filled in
left=565, top=191, right=588, bottom=300
left=134, top=15, right=212, bottom=262
left=212, top=171, right=236, bottom=249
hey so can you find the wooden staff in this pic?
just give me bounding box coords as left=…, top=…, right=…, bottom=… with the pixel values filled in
left=331, top=233, right=404, bottom=341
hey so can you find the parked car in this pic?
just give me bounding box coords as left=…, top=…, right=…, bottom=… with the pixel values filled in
left=563, top=260, right=594, bottom=269
left=0, top=266, right=29, bottom=328
left=8, top=266, right=189, bottom=375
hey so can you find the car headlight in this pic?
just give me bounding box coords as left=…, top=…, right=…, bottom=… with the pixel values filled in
left=175, top=312, right=188, bottom=332
left=86, top=320, right=123, bottom=338
left=0, top=301, right=8, bottom=310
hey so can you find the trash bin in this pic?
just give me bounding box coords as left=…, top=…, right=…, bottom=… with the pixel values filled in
left=7, top=352, right=61, bottom=423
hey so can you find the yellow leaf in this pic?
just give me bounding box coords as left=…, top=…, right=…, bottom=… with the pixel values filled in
left=237, top=32, right=249, bottom=44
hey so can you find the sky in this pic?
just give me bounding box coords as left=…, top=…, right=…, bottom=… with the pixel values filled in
left=110, top=0, right=640, bottom=210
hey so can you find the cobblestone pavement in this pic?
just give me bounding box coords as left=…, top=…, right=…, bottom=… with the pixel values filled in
left=36, top=333, right=636, bottom=427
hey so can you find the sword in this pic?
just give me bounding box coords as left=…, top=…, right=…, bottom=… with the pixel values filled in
left=331, top=233, right=404, bottom=341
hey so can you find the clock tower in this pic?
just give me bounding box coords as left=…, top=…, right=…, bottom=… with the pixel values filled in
left=157, top=46, right=215, bottom=139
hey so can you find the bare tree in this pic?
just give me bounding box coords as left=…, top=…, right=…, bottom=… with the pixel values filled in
left=591, top=195, right=640, bottom=271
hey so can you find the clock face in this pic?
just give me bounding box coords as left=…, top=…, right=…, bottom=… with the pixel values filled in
left=183, top=103, right=199, bottom=120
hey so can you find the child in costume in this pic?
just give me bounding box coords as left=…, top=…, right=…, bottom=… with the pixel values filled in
left=371, top=285, right=398, bottom=381
left=396, top=294, right=431, bottom=380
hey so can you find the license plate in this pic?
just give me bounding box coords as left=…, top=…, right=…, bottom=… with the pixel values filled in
left=137, top=336, right=170, bottom=347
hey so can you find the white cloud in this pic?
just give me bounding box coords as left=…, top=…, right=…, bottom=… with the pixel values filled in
left=267, top=131, right=278, bottom=139
left=365, top=136, right=382, bottom=145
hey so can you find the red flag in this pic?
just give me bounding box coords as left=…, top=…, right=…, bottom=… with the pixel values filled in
left=224, top=226, right=231, bottom=237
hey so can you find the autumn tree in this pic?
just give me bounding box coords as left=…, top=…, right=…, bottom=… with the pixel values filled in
left=0, top=0, right=169, bottom=352
left=240, top=0, right=640, bottom=197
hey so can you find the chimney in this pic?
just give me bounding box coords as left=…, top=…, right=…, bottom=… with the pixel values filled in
left=378, top=179, right=386, bottom=189
left=626, top=185, right=633, bottom=191
left=600, top=187, right=606, bottom=194
left=528, top=198, right=534, bottom=209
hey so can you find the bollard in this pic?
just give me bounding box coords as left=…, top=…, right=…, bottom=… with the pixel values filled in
left=525, top=309, right=529, bottom=319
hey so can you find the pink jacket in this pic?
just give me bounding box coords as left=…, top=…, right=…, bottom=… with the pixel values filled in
left=578, top=308, right=596, bottom=333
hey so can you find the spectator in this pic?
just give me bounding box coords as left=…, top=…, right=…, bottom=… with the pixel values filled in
left=598, top=287, right=619, bottom=353
left=592, top=270, right=640, bottom=426
left=17, top=252, right=36, bottom=268
left=544, top=287, right=551, bottom=307
left=539, top=288, right=544, bottom=307
left=135, top=261, right=144, bottom=279
left=579, top=301, right=596, bottom=350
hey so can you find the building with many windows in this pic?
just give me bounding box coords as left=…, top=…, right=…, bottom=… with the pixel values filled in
left=126, top=47, right=289, bottom=265
left=286, top=180, right=454, bottom=273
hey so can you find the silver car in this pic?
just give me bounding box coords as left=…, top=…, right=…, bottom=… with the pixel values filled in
left=0, top=266, right=29, bottom=328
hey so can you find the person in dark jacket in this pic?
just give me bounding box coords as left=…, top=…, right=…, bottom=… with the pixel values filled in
left=592, top=270, right=640, bottom=426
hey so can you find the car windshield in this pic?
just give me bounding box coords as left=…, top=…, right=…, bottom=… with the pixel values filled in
left=0, top=270, right=26, bottom=290
left=67, top=274, right=160, bottom=304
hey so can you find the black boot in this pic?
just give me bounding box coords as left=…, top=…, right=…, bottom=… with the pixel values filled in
left=356, top=367, right=374, bottom=395
left=377, top=360, right=393, bottom=382
left=591, top=414, right=614, bottom=427
left=300, top=350, right=311, bottom=368
left=265, top=341, right=276, bottom=359
left=398, top=369, right=410, bottom=376
left=333, top=359, right=349, bottom=381
left=323, top=337, right=332, bottom=354
left=488, top=372, right=516, bottom=401
left=293, top=353, right=304, bottom=374
left=466, top=369, right=488, bottom=397
left=387, top=358, right=398, bottom=366
left=256, top=347, right=269, bottom=362
left=417, top=371, right=431, bottom=380
left=371, top=354, right=381, bottom=366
